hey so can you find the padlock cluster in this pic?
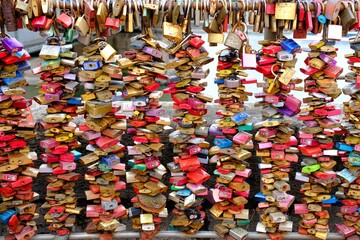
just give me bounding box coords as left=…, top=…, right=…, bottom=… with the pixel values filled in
left=0, top=36, right=38, bottom=240
left=33, top=37, right=83, bottom=237
left=122, top=34, right=170, bottom=239
left=253, top=39, right=304, bottom=236
left=76, top=38, right=127, bottom=237
left=207, top=43, right=258, bottom=239
left=295, top=40, right=343, bottom=240
left=332, top=42, right=360, bottom=238
left=163, top=33, right=213, bottom=234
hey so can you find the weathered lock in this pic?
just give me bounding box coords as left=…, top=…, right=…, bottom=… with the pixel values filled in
left=162, top=15, right=182, bottom=43
left=224, top=23, right=243, bottom=50
left=96, top=1, right=108, bottom=31
left=105, top=14, right=120, bottom=30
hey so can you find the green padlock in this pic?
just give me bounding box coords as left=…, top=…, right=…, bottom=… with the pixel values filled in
left=133, top=164, right=146, bottom=171
left=171, top=185, right=184, bottom=191
left=301, top=164, right=321, bottom=174
left=127, top=159, right=135, bottom=167
left=64, top=16, right=75, bottom=43
left=65, top=28, right=74, bottom=43
left=98, top=163, right=112, bottom=172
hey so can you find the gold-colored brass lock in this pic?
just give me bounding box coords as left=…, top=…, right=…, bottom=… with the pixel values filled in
left=162, top=15, right=182, bottom=43
left=75, top=15, right=89, bottom=36
left=98, top=41, right=116, bottom=61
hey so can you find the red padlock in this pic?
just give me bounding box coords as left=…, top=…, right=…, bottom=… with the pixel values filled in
left=31, top=16, right=47, bottom=29
left=189, top=36, right=205, bottom=48
left=56, top=13, right=73, bottom=28
left=105, top=14, right=120, bottom=30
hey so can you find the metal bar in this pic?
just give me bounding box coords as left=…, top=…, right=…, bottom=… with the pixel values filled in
left=56, top=0, right=350, bottom=12
left=0, top=232, right=344, bottom=240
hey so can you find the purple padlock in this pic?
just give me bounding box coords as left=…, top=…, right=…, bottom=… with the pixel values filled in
left=319, top=53, right=337, bottom=66
left=45, top=90, right=63, bottom=101
left=2, top=37, right=23, bottom=53
left=143, top=46, right=162, bottom=59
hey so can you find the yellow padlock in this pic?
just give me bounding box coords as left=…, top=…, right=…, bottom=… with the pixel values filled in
left=99, top=42, right=116, bottom=61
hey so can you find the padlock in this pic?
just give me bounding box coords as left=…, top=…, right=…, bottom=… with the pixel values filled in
left=75, top=15, right=89, bottom=36
left=56, top=12, right=73, bottom=28
left=15, top=0, right=28, bottom=13
left=105, top=14, right=120, bottom=30
left=65, top=16, right=75, bottom=43
left=224, top=23, right=243, bottom=50
left=31, top=15, right=47, bottom=29
left=99, top=42, right=116, bottom=61
left=39, top=45, right=61, bottom=60
left=242, top=44, right=257, bottom=69
left=1, top=37, right=24, bottom=53
left=327, top=17, right=343, bottom=41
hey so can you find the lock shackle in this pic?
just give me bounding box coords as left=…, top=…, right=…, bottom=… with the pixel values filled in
left=0, top=33, right=12, bottom=39
left=270, top=63, right=283, bottom=78
left=46, top=36, right=61, bottom=45
left=92, top=36, right=107, bottom=43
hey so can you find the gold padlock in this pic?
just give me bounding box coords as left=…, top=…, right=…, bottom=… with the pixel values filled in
left=98, top=41, right=116, bottom=61
left=162, top=15, right=182, bottom=43
left=75, top=15, right=89, bottom=36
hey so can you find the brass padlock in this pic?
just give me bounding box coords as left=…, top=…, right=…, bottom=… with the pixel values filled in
left=75, top=15, right=89, bottom=36
left=162, top=15, right=182, bottom=43
left=98, top=42, right=116, bottom=61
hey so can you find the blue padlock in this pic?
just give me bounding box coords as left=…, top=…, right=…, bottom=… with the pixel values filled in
left=16, top=60, right=31, bottom=72
left=318, top=14, right=327, bottom=24
left=101, top=199, right=118, bottom=211
left=102, top=154, right=120, bottom=166
left=0, top=209, right=16, bottom=224
left=213, top=169, right=220, bottom=175
left=128, top=207, right=141, bottom=217
left=337, top=168, right=357, bottom=183
left=280, top=39, right=301, bottom=53
left=83, top=60, right=103, bottom=71
left=214, top=138, right=233, bottom=148
left=3, top=71, right=23, bottom=87
left=168, top=75, right=181, bottom=83
left=177, top=189, right=192, bottom=197
left=335, top=142, right=354, bottom=152
left=349, top=152, right=360, bottom=166
left=14, top=49, right=27, bottom=58
left=67, top=97, right=82, bottom=105
left=322, top=195, right=337, bottom=204
left=231, top=112, right=250, bottom=125
left=254, top=192, right=267, bottom=202
left=71, top=150, right=82, bottom=160
left=214, top=78, right=225, bottom=84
